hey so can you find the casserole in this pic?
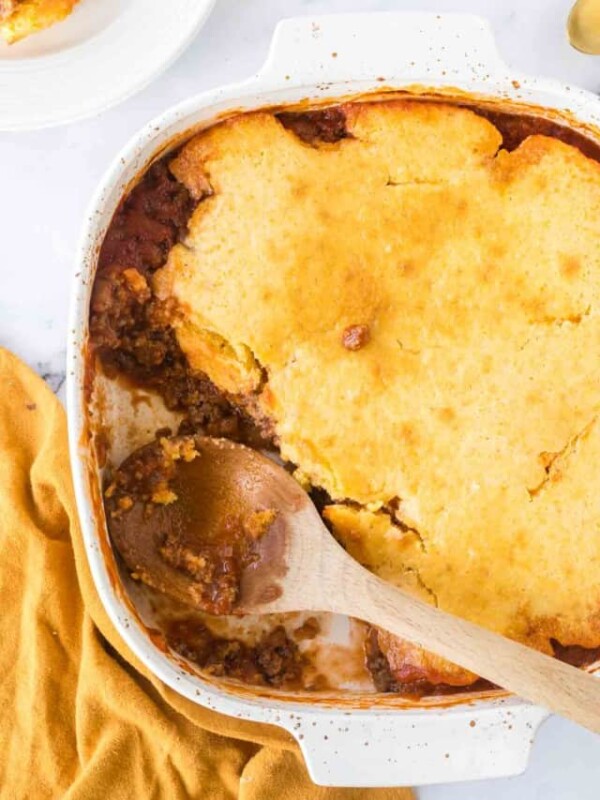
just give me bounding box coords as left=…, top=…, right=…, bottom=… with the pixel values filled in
left=67, top=12, right=600, bottom=787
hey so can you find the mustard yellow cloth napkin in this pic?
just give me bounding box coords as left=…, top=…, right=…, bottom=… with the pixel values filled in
left=0, top=348, right=414, bottom=800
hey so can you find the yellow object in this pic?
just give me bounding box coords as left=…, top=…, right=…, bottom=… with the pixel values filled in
left=155, top=101, right=600, bottom=662
left=569, top=0, right=600, bottom=53
left=0, top=0, right=79, bottom=44
left=0, top=347, right=413, bottom=800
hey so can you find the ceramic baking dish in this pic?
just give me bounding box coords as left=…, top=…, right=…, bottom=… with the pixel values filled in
left=67, top=12, right=600, bottom=787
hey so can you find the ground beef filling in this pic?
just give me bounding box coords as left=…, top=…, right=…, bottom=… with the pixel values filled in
left=105, top=435, right=277, bottom=616
left=468, top=105, right=600, bottom=160
left=89, top=159, right=261, bottom=440
left=551, top=641, right=600, bottom=668
left=91, top=103, right=600, bottom=693
left=164, top=619, right=304, bottom=687
left=278, top=107, right=349, bottom=144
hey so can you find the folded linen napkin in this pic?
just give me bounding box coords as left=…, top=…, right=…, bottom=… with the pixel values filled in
left=0, top=348, right=414, bottom=800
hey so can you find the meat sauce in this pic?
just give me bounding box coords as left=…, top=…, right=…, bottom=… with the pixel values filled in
left=105, top=435, right=279, bottom=616
left=89, top=160, right=268, bottom=442
left=91, top=99, right=600, bottom=692
left=164, top=619, right=304, bottom=688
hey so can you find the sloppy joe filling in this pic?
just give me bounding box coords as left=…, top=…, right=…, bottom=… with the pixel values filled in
left=92, top=100, right=600, bottom=694
left=164, top=620, right=304, bottom=688
left=105, top=435, right=282, bottom=617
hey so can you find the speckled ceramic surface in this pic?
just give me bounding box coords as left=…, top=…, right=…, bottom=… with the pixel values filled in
left=67, top=12, right=600, bottom=787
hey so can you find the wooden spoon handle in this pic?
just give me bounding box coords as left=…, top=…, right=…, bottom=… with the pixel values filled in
left=328, top=557, right=600, bottom=734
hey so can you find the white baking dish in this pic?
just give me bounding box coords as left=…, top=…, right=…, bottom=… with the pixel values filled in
left=67, top=12, right=600, bottom=788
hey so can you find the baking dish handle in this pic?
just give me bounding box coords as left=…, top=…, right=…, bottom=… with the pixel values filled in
left=257, top=12, right=510, bottom=87
left=286, top=703, right=548, bottom=787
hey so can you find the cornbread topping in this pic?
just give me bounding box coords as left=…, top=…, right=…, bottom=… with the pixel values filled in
left=93, top=99, right=600, bottom=693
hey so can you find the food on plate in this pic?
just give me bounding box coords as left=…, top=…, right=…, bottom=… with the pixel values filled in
left=91, top=98, right=600, bottom=694
left=0, top=0, right=79, bottom=44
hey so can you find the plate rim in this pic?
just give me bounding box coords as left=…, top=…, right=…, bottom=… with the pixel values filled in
left=0, top=0, right=216, bottom=131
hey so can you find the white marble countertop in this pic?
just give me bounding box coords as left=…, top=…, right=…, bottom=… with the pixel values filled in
left=1, top=0, right=600, bottom=796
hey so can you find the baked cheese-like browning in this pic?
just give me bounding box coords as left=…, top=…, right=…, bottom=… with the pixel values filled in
left=0, top=1, right=18, bottom=21
left=0, top=0, right=78, bottom=44
left=154, top=100, right=600, bottom=675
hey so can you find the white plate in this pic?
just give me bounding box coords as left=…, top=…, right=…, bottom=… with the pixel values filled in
left=0, top=0, right=215, bottom=131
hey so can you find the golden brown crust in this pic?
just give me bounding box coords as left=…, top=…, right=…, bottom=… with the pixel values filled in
left=0, top=1, right=19, bottom=23
left=154, top=99, right=600, bottom=673
left=377, top=629, right=478, bottom=687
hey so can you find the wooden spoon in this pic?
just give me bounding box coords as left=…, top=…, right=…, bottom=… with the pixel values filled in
left=107, top=436, right=600, bottom=735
